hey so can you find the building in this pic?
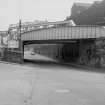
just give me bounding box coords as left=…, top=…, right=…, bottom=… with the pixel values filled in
left=68, top=0, right=105, bottom=25
left=71, top=2, right=92, bottom=17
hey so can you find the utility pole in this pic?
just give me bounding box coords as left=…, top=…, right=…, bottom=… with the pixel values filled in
left=19, top=19, right=24, bottom=64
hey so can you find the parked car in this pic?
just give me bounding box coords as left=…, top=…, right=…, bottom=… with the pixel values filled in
left=31, top=51, right=35, bottom=55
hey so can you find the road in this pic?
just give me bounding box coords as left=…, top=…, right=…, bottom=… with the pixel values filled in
left=24, top=50, right=57, bottom=62
left=0, top=51, right=105, bottom=105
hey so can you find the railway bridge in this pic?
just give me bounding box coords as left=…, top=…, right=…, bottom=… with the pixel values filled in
left=3, top=21, right=105, bottom=67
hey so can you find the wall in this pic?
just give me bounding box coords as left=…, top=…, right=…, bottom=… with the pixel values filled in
left=70, top=0, right=105, bottom=25
left=78, top=38, right=105, bottom=67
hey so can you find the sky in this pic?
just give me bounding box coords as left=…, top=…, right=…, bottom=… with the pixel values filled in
left=0, top=0, right=102, bottom=30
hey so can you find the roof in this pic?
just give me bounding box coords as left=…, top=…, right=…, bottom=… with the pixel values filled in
left=94, top=1, right=102, bottom=4
left=9, top=20, right=75, bottom=29
left=74, top=2, right=92, bottom=8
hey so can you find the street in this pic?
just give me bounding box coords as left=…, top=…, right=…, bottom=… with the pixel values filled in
left=0, top=55, right=105, bottom=105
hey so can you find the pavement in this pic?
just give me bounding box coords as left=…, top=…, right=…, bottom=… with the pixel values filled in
left=0, top=60, right=105, bottom=105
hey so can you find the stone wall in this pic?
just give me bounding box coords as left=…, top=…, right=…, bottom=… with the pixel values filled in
left=79, top=39, right=105, bottom=67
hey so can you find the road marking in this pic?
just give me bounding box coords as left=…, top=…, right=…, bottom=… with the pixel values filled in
left=55, top=89, right=70, bottom=93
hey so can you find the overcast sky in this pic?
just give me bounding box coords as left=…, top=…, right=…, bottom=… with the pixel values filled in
left=0, top=0, right=102, bottom=30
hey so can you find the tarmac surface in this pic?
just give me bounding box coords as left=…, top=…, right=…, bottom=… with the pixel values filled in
left=0, top=51, right=105, bottom=105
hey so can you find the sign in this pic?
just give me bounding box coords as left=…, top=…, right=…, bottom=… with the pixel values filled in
left=3, top=36, right=8, bottom=45
left=0, top=35, right=7, bottom=48
left=8, top=40, right=19, bottom=48
left=0, top=36, right=1, bottom=45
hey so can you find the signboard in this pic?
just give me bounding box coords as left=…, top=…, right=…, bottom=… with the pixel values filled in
left=0, top=35, right=7, bottom=48
left=3, top=36, right=8, bottom=45
left=0, top=36, right=3, bottom=48
left=8, top=40, right=19, bottom=48
left=0, top=36, right=1, bottom=45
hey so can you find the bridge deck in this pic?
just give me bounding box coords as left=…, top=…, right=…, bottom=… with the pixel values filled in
left=22, top=26, right=105, bottom=41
